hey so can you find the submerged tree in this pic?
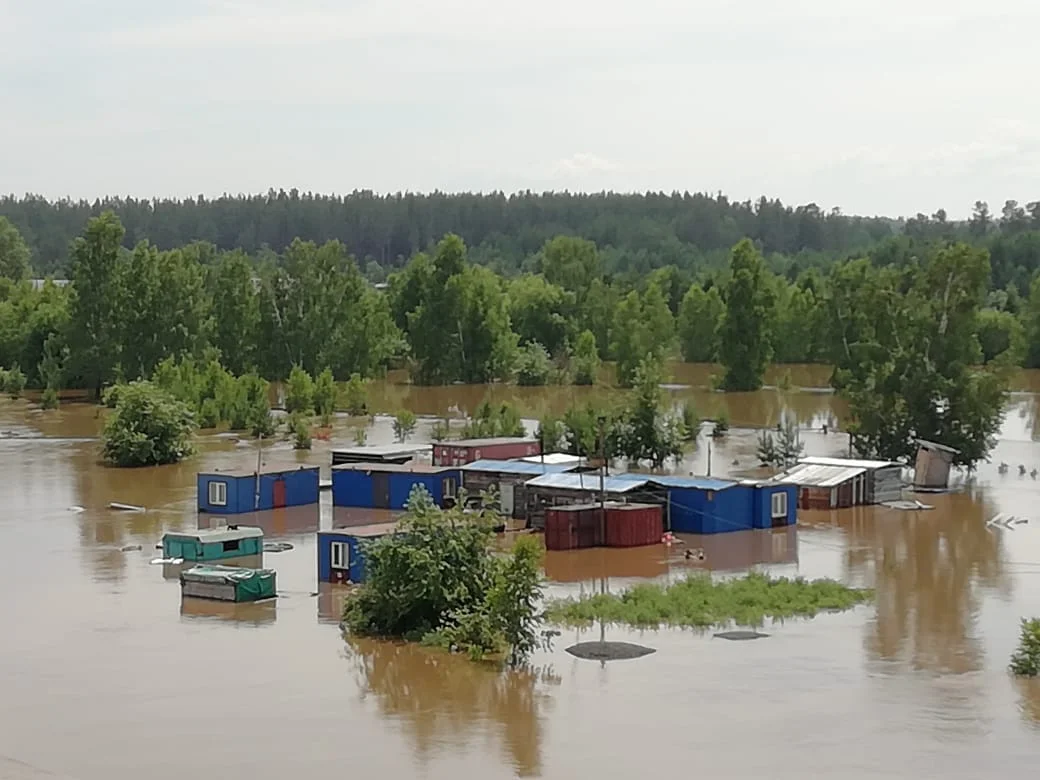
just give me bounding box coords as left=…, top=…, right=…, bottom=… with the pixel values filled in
left=101, top=380, right=195, bottom=467
left=719, top=239, right=775, bottom=391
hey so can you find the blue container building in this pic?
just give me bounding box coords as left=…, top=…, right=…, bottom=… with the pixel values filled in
left=317, top=524, right=397, bottom=584
left=198, top=466, right=321, bottom=514
left=332, top=463, right=461, bottom=510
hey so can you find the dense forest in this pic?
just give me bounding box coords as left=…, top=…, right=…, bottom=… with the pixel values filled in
left=0, top=191, right=1032, bottom=465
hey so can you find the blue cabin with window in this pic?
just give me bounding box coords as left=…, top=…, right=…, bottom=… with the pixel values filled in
left=331, top=463, right=460, bottom=510
left=317, top=524, right=396, bottom=584
left=653, top=476, right=797, bottom=534
left=198, top=466, right=321, bottom=514
left=750, top=482, right=797, bottom=529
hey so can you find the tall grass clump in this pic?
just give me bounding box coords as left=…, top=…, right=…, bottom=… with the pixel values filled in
left=1010, top=618, right=1040, bottom=677
left=545, top=572, right=871, bottom=629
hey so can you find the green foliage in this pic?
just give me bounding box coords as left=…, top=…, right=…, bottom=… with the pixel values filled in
left=508, top=274, right=571, bottom=356
left=462, top=400, right=526, bottom=439
left=514, top=341, right=553, bottom=386
left=712, top=409, right=729, bottom=437
left=342, top=487, right=543, bottom=665
left=975, top=309, right=1024, bottom=365
left=719, top=239, right=775, bottom=391
left=393, top=409, right=417, bottom=442
left=0, top=216, right=31, bottom=281
left=571, top=329, right=600, bottom=385
left=313, top=367, right=337, bottom=426
left=40, top=387, right=59, bottom=410
left=430, top=418, right=451, bottom=441
left=835, top=243, right=1009, bottom=468
left=285, top=364, right=314, bottom=413
left=545, top=572, right=872, bottom=629
left=1010, top=618, right=1040, bottom=677
left=611, top=282, right=675, bottom=387
left=2, top=365, right=26, bottom=398
left=680, top=401, right=700, bottom=441
left=239, top=373, right=275, bottom=437
left=342, top=372, right=368, bottom=416
left=353, top=426, right=368, bottom=445
left=677, top=284, right=724, bottom=362
left=537, top=412, right=566, bottom=454
left=290, top=411, right=312, bottom=450
left=757, top=420, right=804, bottom=469
left=101, top=380, right=195, bottom=467
left=616, top=355, right=685, bottom=468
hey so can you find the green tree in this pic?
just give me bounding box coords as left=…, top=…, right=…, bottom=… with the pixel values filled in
left=616, top=355, right=684, bottom=468
left=313, top=367, right=337, bottom=426
left=0, top=217, right=31, bottom=281
left=515, top=341, right=552, bottom=386
left=393, top=409, right=417, bottom=442
left=285, top=364, right=314, bottom=413
left=68, top=212, right=125, bottom=398
left=571, top=329, right=600, bottom=385
left=976, top=309, right=1024, bottom=364
left=101, top=381, right=195, bottom=467
left=342, top=372, right=368, bottom=415
left=290, top=411, right=312, bottom=450
left=508, top=274, right=572, bottom=356
left=2, top=365, right=26, bottom=398
left=611, top=282, right=675, bottom=387
left=677, top=283, right=724, bottom=362
left=208, top=250, right=260, bottom=375
left=536, top=412, right=566, bottom=454
left=536, top=236, right=600, bottom=295
left=719, top=239, right=775, bottom=391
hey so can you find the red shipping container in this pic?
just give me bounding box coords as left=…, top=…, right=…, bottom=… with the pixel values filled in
left=545, top=504, right=604, bottom=550
left=604, top=503, right=663, bottom=548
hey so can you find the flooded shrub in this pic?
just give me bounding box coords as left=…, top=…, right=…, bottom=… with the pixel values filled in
left=343, top=486, right=544, bottom=665
left=713, top=409, right=730, bottom=437
left=40, top=387, right=59, bottom=410
left=343, top=373, right=368, bottom=416
left=353, top=426, right=368, bottom=445
left=571, top=329, right=600, bottom=386
left=1010, top=618, right=1040, bottom=677
left=430, top=418, right=451, bottom=441
left=545, top=572, right=872, bottom=630
left=680, top=401, right=700, bottom=441
left=313, top=368, right=337, bottom=426
left=290, top=412, right=312, bottom=450
left=514, top=341, right=552, bottom=386
left=3, top=365, right=26, bottom=398
left=393, top=409, right=417, bottom=442
left=197, top=398, right=221, bottom=429
left=101, top=381, right=195, bottom=467
left=285, top=365, right=314, bottom=414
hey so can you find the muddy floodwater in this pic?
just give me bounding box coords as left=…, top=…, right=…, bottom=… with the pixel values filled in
left=3, top=364, right=1040, bottom=779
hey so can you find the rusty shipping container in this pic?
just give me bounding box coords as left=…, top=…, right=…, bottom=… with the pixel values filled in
left=604, top=503, right=663, bottom=548
left=544, top=504, right=604, bottom=551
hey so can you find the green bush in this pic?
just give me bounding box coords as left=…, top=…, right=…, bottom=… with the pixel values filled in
left=285, top=365, right=314, bottom=413
left=313, top=367, right=337, bottom=426
left=515, top=341, right=552, bottom=386
left=40, top=387, right=59, bottom=410
left=101, top=381, right=195, bottom=467
left=571, top=329, right=601, bottom=386
left=197, top=398, right=221, bottom=429
left=342, top=486, right=544, bottom=665
left=713, top=409, right=730, bottom=437
left=343, top=373, right=368, bottom=416
left=1010, top=618, right=1040, bottom=677
left=291, top=412, right=312, bottom=450
left=430, top=418, right=451, bottom=441
left=680, top=400, right=700, bottom=441
left=2, top=365, right=26, bottom=398
left=393, top=409, right=417, bottom=442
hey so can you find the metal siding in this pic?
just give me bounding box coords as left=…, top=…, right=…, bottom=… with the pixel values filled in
left=389, top=473, right=442, bottom=509
left=332, top=470, right=375, bottom=508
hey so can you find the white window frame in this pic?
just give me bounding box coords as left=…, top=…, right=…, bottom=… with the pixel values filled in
left=330, top=541, right=350, bottom=570
left=442, top=477, right=457, bottom=499
left=208, top=480, right=228, bottom=507
left=771, top=491, right=788, bottom=520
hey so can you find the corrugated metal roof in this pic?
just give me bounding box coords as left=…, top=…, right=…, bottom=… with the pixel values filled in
left=331, top=444, right=431, bottom=457
left=519, top=453, right=582, bottom=465
left=526, top=472, right=650, bottom=492
left=332, top=462, right=454, bottom=474
left=164, top=526, right=264, bottom=543
left=799, top=456, right=900, bottom=470
left=777, top=463, right=866, bottom=488
left=442, top=437, right=536, bottom=447
left=646, top=475, right=738, bottom=491
left=201, top=465, right=320, bottom=478
left=461, top=459, right=570, bottom=475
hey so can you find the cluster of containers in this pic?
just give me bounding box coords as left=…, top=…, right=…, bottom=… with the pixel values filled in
left=544, top=502, right=663, bottom=551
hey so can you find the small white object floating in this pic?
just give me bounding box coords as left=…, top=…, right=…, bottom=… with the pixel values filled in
left=151, top=557, right=184, bottom=565
left=109, top=502, right=145, bottom=512
left=68, top=506, right=84, bottom=513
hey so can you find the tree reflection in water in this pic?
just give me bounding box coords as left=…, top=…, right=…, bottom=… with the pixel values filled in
left=1014, top=676, right=1040, bottom=729
left=347, top=638, right=558, bottom=777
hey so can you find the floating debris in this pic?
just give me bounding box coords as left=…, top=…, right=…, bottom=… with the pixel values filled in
left=263, top=542, right=294, bottom=553
left=882, top=500, right=934, bottom=511
left=68, top=506, right=84, bottom=513
left=119, top=544, right=142, bottom=552
left=108, top=502, right=144, bottom=512
left=714, top=630, right=769, bottom=641
left=565, top=641, right=656, bottom=661
left=151, top=557, right=184, bottom=565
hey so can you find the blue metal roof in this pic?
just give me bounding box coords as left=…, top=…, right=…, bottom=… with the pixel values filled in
left=525, top=472, right=650, bottom=493
left=461, top=459, right=571, bottom=475
left=646, top=475, right=737, bottom=491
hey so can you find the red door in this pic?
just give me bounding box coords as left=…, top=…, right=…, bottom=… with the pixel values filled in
left=273, top=479, right=287, bottom=508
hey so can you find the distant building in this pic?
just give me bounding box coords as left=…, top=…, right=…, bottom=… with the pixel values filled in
left=29, top=278, right=70, bottom=291
left=432, top=437, right=540, bottom=467
left=777, top=456, right=904, bottom=509
left=331, top=462, right=459, bottom=510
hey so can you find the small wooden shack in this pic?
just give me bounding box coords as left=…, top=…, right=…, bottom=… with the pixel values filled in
left=798, top=456, right=904, bottom=504
left=459, top=459, right=573, bottom=517
left=778, top=456, right=903, bottom=509
left=179, top=565, right=277, bottom=603
left=914, top=440, right=959, bottom=489
left=433, top=437, right=541, bottom=467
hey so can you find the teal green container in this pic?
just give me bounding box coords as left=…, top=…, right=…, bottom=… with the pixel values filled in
left=179, top=565, right=277, bottom=603
left=162, top=526, right=264, bottom=561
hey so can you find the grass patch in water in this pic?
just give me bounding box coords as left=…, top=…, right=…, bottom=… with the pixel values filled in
left=545, top=572, right=872, bottom=629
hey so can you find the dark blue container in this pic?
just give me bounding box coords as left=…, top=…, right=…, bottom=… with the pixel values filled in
left=197, top=466, right=320, bottom=514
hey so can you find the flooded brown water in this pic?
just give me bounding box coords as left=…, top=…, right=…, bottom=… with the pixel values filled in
left=3, top=364, right=1040, bottom=779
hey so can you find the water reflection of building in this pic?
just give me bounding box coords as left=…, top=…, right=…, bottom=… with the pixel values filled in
left=179, top=596, right=277, bottom=625
left=675, top=527, right=799, bottom=572
left=348, top=639, right=556, bottom=777
left=317, top=583, right=351, bottom=624
left=197, top=506, right=320, bottom=536
left=162, top=554, right=263, bottom=581
left=543, top=544, right=669, bottom=583
left=841, top=495, right=1007, bottom=674
left=331, top=506, right=401, bottom=529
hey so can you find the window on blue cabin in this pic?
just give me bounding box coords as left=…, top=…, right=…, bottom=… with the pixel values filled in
left=208, top=480, right=228, bottom=506
left=771, top=491, right=788, bottom=519
left=331, top=542, right=349, bottom=570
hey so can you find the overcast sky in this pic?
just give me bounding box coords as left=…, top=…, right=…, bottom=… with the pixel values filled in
left=2, top=0, right=1038, bottom=217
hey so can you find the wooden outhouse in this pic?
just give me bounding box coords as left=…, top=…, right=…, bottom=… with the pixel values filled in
left=913, top=440, right=958, bottom=489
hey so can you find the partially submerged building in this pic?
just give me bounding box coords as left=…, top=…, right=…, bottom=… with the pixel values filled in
left=331, top=443, right=432, bottom=466
left=197, top=466, right=320, bottom=514
left=777, top=456, right=903, bottom=509
left=331, top=463, right=460, bottom=510
left=913, top=440, right=958, bottom=489
left=432, top=437, right=540, bottom=467
left=317, top=523, right=397, bottom=584
left=162, top=525, right=264, bottom=562
left=460, top=459, right=574, bottom=517
left=179, top=565, right=277, bottom=603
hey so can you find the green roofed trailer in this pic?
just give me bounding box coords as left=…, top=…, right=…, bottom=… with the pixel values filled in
left=179, top=565, right=277, bottom=603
